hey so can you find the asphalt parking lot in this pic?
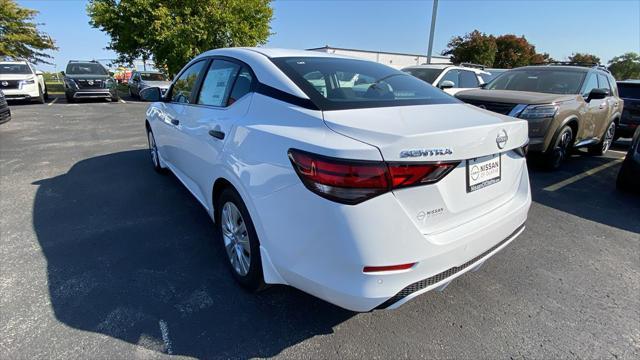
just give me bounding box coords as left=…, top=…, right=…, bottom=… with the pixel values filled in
left=1, top=95, right=638, bottom=359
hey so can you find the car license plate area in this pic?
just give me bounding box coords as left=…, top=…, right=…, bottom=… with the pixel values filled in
left=466, top=154, right=501, bottom=192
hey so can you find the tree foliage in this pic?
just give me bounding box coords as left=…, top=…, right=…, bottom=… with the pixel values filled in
left=0, top=0, right=57, bottom=64
left=442, top=30, right=551, bottom=68
left=607, top=52, right=640, bottom=80
left=567, top=52, right=601, bottom=64
left=87, top=0, right=273, bottom=76
left=493, top=34, right=547, bottom=68
left=442, top=30, right=496, bottom=66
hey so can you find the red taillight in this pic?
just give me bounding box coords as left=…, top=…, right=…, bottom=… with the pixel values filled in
left=288, top=149, right=458, bottom=205
left=363, top=263, right=416, bottom=273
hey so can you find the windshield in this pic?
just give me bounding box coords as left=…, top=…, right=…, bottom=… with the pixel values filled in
left=66, top=63, right=108, bottom=75
left=402, top=68, right=443, bottom=84
left=272, top=57, right=457, bottom=110
left=486, top=69, right=586, bottom=94
left=618, top=83, right=640, bottom=99
left=140, top=73, right=167, bottom=81
left=480, top=70, right=506, bottom=83
left=0, top=64, right=31, bottom=74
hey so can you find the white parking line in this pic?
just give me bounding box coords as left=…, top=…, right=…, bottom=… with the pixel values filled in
left=119, top=99, right=126, bottom=104
left=158, top=320, right=173, bottom=355
left=47, top=97, right=58, bottom=106
left=544, top=159, right=623, bottom=192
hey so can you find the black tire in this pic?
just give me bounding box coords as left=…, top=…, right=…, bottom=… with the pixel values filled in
left=128, top=88, right=136, bottom=99
left=147, top=129, right=165, bottom=173
left=65, top=93, right=74, bottom=103
left=111, top=94, right=120, bottom=102
left=543, top=125, right=573, bottom=170
left=43, top=85, right=49, bottom=101
left=588, top=121, right=615, bottom=156
left=216, top=187, right=266, bottom=292
left=35, top=86, right=45, bottom=104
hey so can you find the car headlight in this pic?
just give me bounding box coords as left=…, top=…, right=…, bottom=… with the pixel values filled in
left=20, top=78, right=35, bottom=86
left=518, top=104, right=559, bottom=119
left=65, top=79, right=78, bottom=89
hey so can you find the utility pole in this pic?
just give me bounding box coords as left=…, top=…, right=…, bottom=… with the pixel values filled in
left=426, top=0, right=439, bottom=64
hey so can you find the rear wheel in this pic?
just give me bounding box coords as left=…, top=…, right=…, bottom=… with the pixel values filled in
left=588, top=122, right=615, bottom=156
left=216, top=188, right=265, bottom=292
left=544, top=125, right=573, bottom=170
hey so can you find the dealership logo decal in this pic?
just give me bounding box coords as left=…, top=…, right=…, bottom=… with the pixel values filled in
left=400, top=148, right=453, bottom=158
left=496, top=130, right=508, bottom=149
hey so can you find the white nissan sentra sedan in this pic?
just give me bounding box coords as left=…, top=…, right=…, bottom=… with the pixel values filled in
left=139, top=48, right=531, bottom=311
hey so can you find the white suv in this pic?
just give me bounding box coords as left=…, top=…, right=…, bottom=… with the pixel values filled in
left=402, top=64, right=490, bottom=95
left=0, top=60, right=48, bottom=103
left=141, top=48, right=531, bottom=311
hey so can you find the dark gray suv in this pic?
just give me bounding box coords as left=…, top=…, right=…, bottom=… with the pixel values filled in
left=63, top=61, right=118, bottom=103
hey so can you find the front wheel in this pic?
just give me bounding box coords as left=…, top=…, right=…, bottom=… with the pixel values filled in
left=543, top=125, right=573, bottom=170
left=216, top=188, right=266, bottom=292
left=147, top=130, right=165, bottom=173
left=588, top=122, right=615, bottom=156
left=35, top=86, right=45, bottom=104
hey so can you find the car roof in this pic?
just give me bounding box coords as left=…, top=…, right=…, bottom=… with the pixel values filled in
left=512, top=65, right=592, bottom=73
left=199, top=47, right=352, bottom=60
left=0, top=60, right=29, bottom=64
left=618, top=79, right=640, bottom=84
left=402, top=64, right=490, bottom=74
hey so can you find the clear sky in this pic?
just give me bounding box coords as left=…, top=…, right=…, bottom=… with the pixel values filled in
left=18, top=0, right=640, bottom=72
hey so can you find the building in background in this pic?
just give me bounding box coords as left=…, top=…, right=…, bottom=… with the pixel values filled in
left=307, top=45, right=451, bottom=69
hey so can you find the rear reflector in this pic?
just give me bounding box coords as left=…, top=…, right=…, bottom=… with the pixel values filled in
left=288, top=149, right=459, bottom=205
left=363, top=263, right=416, bottom=273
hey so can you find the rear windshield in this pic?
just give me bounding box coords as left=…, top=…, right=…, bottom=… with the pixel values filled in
left=66, top=63, right=108, bottom=75
left=272, top=57, right=457, bottom=110
left=140, top=73, right=167, bottom=81
left=402, top=68, right=443, bottom=84
left=487, top=69, right=586, bottom=94
left=618, top=83, right=640, bottom=99
left=0, top=64, right=31, bottom=74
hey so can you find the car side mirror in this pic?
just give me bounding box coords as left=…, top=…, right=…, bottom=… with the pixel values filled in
left=439, top=80, right=455, bottom=90
left=35, top=70, right=43, bottom=76
left=109, top=71, right=115, bottom=77
left=60, top=71, right=65, bottom=76
left=139, top=87, right=162, bottom=102
left=479, top=83, right=488, bottom=89
left=587, top=88, right=609, bottom=102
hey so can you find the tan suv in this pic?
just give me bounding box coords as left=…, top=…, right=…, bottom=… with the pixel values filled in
left=456, top=64, right=623, bottom=169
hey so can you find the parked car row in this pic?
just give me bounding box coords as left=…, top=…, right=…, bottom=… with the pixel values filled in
left=127, top=71, right=171, bottom=99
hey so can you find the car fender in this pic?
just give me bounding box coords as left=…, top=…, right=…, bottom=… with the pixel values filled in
left=546, top=114, right=581, bottom=152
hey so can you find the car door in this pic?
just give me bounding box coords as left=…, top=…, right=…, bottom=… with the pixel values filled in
left=154, top=60, right=207, bottom=168
left=595, top=73, right=614, bottom=136
left=178, top=58, right=254, bottom=202
left=580, top=72, right=603, bottom=138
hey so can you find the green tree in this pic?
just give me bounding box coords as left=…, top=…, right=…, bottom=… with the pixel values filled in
left=568, top=52, right=601, bottom=64
left=442, top=30, right=497, bottom=66
left=494, top=34, right=545, bottom=68
left=0, top=0, right=57, bottom=64
left=607, top=52, right=640, bottom=80
left=87, top=0, right=273, bottom=76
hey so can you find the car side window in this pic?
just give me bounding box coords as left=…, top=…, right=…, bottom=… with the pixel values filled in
left=197, top=60, right=241, bottom=107
left=597, top=74, right=611, bottom=94
left=439, top=69, right=460, bottom=87
left=581, top=73, right=598, bottom=97
left=171, top=61, right=206, bottom=104
left=228, top=67, right=254, bottom=105
left=459, top=70, right=479, bottom=88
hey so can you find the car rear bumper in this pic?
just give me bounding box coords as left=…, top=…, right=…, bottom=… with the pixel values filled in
left=254, top=158, right=531, bottom=312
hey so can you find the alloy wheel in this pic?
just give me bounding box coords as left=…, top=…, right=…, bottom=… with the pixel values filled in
left=601, top=122, right=615, bottom=153
left=148, top=131, right=159, bottom=167
left=221, top=202, right=251, bottom=276
left=553, top=129, right=572, bottom=168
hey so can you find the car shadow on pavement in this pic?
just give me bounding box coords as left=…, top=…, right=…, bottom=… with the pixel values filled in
left=32, top=149, right=353, bottom=358
left=527, top=152, right=640, bottom=234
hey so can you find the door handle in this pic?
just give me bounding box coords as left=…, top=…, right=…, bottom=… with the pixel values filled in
left=171, top=119, right=180, bottom=126
left=209, top=129, right=225, bottom=140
